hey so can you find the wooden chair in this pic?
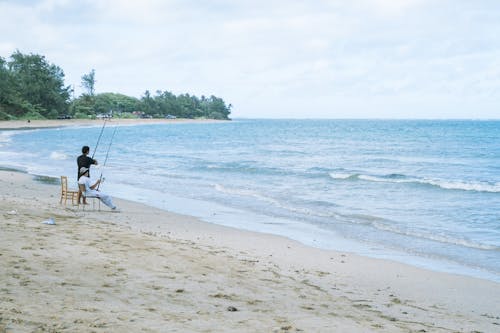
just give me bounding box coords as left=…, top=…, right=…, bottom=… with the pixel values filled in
left=78, top=183, right=101, bottom=211
left=60, top=176, right=79, bottom=205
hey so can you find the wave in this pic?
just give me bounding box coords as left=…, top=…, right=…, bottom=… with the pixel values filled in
left=422, top=179, right=500, bottom=193
left=335, top=211, right=500, bottom=251
left=329, top=172, right=500, bottom=193
left=213, top=183, right=339, bottom=219
left=50, top=151, right=69, bottom=160
left=201, top=162, right=298, bottom=178
left=371, top=221, right=500, bottom=251
left=213, top=183, right=499, bottom=251
left=329, top=172, right=359, bottom=180
left=0, top=130, right=18, bottom=147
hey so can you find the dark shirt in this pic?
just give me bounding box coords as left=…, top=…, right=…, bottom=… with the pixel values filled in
left=77, top=154, right=96, bottom=179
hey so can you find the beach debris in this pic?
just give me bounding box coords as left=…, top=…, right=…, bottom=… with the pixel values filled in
left=7, top=209, right=17, bottom=215
left=41, top=218, right=56, bottom=225
left=226, top=306, right=238, bottom=312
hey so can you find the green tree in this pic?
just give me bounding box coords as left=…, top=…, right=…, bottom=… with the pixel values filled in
left=0, top=50, right=231, bottom=120
left=94, top=92, right=140, bottom=114
left=0, top=57, right=17, bottom=118
left=5, top=51, right=71, bottom=118
left=203, top=95, right=231, bottom=119
left=137, top=90, right=231, bottom=119
left=81, top=69, right=96, bottom=96
left=141, top=90, right=155, bottom=116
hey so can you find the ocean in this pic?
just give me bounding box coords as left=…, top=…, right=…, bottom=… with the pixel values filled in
left=1, top=119, right=499, bottom=282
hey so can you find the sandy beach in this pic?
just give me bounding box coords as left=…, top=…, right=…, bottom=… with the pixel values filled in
left=1, top=168, right=499, bottom=333
left=0, top=118, right=223, bottom=131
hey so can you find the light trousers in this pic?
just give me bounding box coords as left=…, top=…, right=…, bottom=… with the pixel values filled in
left=85, top=190, right=115, bottom=209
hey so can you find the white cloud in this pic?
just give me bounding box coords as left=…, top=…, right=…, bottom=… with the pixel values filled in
left=0, top=0, right=499, bottom=118
left=89, top=0, right=177, bottom=24
left=362, top=0, right=427, bottom=16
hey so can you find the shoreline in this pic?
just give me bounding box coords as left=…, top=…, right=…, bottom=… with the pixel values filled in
left=1, top=169, right=499, bottom=332
left=1, top=119, right=498, bottom=284
left=21, top=165, right=500, bottom=284
left=0, top=118, right=226, bottom=130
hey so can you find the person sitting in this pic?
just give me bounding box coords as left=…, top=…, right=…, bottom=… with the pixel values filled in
left=77, top=167, right=118, bottom=211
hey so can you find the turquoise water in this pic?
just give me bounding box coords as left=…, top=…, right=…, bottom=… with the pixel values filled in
left=1, top=119, right=499, bottom=281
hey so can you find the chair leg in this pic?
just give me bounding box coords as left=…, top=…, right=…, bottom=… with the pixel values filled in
left=94, top=197, right=101, bottom=211
left=80, top=197, right=98, bottom=211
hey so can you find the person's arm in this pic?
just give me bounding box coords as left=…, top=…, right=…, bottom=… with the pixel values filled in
left=90, top=179, right=101, bottom=190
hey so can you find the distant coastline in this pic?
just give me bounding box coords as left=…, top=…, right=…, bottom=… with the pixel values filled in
left=0, top=118, right=226, bottom=130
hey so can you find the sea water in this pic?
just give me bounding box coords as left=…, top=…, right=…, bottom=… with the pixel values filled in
left=1, top=119, right=499, bottom=282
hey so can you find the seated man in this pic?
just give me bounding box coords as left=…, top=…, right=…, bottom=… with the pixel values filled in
left=77, top=167, right=118, bottom=210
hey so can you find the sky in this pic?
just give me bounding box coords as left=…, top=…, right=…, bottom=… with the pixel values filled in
left=0, top=0, right=499, bottom=119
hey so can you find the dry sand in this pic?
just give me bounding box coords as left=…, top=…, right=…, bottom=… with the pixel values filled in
left=1, top=122, right=499, bottom=332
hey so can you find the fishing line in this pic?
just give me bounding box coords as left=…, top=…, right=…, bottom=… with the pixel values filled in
left=92, top=119, right=107, bottom=159
left=97, top=125, right=118, bottom=190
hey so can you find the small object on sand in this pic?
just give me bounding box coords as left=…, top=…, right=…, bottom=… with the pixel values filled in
left=42, top=218, right=55, bottom=225
left=7, top=210, right=17, bottom=215
left=227, top=306, right=238, bottom=312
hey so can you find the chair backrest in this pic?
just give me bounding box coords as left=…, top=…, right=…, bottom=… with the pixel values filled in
left=61, top=176, right=68, bottom=192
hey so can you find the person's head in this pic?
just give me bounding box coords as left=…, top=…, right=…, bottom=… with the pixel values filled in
left=79, top=167, right=89, bottom=178
left=82, top=146, right=90, bottom=155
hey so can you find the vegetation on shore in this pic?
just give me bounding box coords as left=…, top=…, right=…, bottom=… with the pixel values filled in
left=0, top=51, right=231, bottom=121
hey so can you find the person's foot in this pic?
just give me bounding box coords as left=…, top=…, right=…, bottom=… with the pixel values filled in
left=112, top=206, right=120, bottom=212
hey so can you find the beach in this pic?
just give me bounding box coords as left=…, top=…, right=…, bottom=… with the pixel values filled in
left=0, top=118, right=223, bottom=131
left=1, top=119, right=499, bottom=332
left=1, top=171, right=499, bottom=332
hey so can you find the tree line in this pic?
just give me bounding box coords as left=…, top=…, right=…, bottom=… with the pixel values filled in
left=0, top=51, right=231, bottom=120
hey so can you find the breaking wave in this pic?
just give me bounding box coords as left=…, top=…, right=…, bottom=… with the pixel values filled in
left=329, top=172, right=500, bottom=193
left=50, top=151, right=69, bottom=160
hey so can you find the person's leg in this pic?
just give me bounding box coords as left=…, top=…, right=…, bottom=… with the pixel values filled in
left=77, top=187, right=87, bottom=204
left=97, top=192, right=116, bottom=209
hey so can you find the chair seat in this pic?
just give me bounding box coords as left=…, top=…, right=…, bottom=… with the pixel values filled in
left=78, top=184, right=101, bottom=211
left=82, top=195, right=101, bottom=211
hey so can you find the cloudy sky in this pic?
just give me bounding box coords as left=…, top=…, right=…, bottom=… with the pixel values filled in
left=1, top=0, right=499, bottom=118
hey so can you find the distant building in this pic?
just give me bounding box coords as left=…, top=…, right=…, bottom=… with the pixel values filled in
left=132, top=111, right=152, bottom=118
left=96, top=113, right=112, bottom=119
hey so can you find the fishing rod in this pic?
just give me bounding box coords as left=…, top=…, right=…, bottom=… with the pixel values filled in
left=97, top=125, right=118, bottom=190
left=91, top=118, right=107, bottom=159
